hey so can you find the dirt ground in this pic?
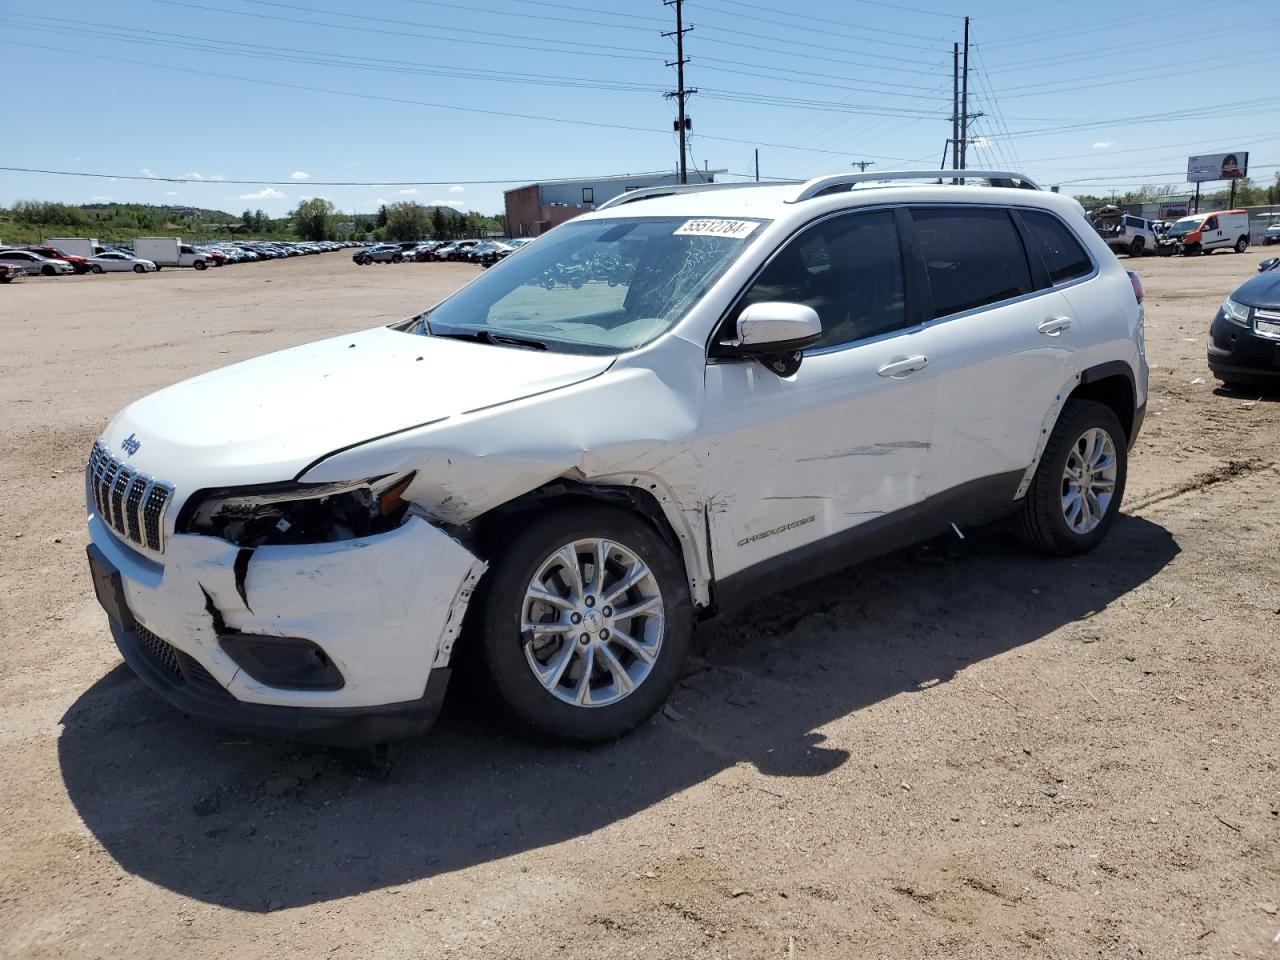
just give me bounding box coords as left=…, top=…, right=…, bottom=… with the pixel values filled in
left=1, top=249, right=1277, bottom=960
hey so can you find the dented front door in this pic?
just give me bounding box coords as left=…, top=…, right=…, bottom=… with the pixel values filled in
left=699, top=334, right=939, bottom=582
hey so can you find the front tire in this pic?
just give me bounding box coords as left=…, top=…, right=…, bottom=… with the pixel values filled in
left=42, top=265, right=57, bottom=277
left=1016, top=399, right=1127, bottom=556
left=133, top=264, right=145, bottom=274
left=194, top=260, right=208, bottom=270
left=92, top=264, right=105, bottom=274
left=473, top=505, right=692, bottom=742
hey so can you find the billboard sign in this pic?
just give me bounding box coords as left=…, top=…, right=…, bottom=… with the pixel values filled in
left=1187, top=152, right=1248, bottom=183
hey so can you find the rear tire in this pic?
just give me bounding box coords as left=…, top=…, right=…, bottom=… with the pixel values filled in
left=1234, top=236, right=1249, bottom=253
left=1016, top=399, right=1128, bottom=556
left=1129, top=238, right=1145, bottom=257
left=472, top=504, right=692, bottom=743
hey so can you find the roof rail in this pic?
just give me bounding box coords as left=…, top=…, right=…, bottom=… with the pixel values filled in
left=594, top=180, right=797, bottom=211
left=788, top=169, right=1041, bottom=203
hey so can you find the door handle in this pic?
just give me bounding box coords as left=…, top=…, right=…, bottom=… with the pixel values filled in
left=1037, top=316, right=1073, bottom=336
left=877, top=355, right=929, bottom=378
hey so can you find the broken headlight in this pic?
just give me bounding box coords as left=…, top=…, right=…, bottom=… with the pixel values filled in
left=182, top=472, right=416, bottom=547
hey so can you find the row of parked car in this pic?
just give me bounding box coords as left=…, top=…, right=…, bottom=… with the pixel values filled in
left=353, top=238, right=533, bottom=267
left=0, top=238, right=364, bottom=282
left=1091, top=207, right=1279, bottom=258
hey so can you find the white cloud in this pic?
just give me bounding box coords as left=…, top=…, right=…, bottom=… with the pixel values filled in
left=429, top=199, right=466, bottom=209
left=209, top=174, right=225, bottom=181
left=397, top=188, right=419, bottom=196
left=184, top=171, right=205, bottom=180
left=290, top=171, right=310, bottom=180
left=140, top=168, right=155, bottom=178
left=239, top=187, right=286, bottom=200
left=164, top=191, right=179, bottom=196
left=448, top=185, right=466, bottom=194
left=1092, top=141, right=1115, bottom=150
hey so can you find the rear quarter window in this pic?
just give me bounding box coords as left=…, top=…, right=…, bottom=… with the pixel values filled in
left=1021, top=209, right=1094, bottom=285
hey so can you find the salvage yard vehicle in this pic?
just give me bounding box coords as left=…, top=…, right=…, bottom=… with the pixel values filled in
left=1091, top=206, right=1157, bottom=257
left=0, top=262, right=22, bottom=283
left=26, top=244, right=93, bottom=274
left=1263, top=222, right=1280, bottom=245
left=85, top=170, right=1148, bottom=746
left=353, top=244, right=403, bottom=264
left=134, top=237, right=211, bottom=270
left=0, top=248, right=75, bottom=275
left=87, top=251, right=157, bottom=274
left=1167, top=210, right=1250, bottom=256
left=1208, top=258, right=1280, bottom=389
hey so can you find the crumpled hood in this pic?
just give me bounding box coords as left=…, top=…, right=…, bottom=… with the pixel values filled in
left=101, top=326, right=613, bottom=490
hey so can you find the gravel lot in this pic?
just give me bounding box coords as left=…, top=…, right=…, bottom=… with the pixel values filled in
left=1, top=250, right=1277, bottom=959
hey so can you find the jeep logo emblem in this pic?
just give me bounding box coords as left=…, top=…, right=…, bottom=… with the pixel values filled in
left=121, top=434, right=141, bottom=457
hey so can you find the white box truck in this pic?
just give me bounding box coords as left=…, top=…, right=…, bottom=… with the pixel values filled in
left=133, top=237, right=210, bottom=270
left=46, top=237, right=101, bottom=259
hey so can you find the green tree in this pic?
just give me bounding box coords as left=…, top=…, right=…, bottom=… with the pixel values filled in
left=254, top=208, right=268, bottom=231
left=430, top=206, right=447, bottom=239
left=376, top=204, right=389, bottom=229
left=241, top=208, right=253, bottom=227
left=292, top=197, right=336, bottom=240
left=383, top=201, right=431, bottom=241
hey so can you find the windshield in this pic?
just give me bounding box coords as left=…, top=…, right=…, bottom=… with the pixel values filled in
left=419, top=216, right=765, bottom=354
left=1169, top=218, right=1202, bottom=237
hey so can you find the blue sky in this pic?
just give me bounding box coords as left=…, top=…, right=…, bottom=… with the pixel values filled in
left=3, top=0, right=1278, bottom=216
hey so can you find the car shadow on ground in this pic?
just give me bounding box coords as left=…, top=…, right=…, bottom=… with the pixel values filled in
left=1212, top=384, right=1280, bottom=402
left=58, top=514, right=1178, bottom=911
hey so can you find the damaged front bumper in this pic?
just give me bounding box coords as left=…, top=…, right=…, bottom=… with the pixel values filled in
left=85, top=512, right=487, bottom=745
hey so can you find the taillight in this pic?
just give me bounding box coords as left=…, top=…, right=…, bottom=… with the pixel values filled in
left=1127, top=270, right=1144, bottom=304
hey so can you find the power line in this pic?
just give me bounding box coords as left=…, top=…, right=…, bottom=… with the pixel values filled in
left=144, top=0, right=664, bottom=62
left=0, top=39, right=926, bottom=162
left=0, top=165, right=678, bottom=187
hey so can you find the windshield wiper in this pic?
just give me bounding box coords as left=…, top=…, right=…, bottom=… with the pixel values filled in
left=432, top=328, right=548, bottom=351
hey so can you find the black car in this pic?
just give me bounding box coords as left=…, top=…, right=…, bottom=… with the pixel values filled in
left=1207, top=258, right=1280, bottom=389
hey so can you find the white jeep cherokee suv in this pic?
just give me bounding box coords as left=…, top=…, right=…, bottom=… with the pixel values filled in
left=85, top=170, right=1148, bottom=744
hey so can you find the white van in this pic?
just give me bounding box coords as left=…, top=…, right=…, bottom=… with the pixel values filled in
left=1167, top=210, right=1250, bottom=255
left=45, top=237, right=100, bottom=260
left=133, top=237, right=211, bottom=270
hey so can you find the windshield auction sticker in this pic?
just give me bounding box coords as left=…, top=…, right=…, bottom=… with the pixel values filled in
left=674, top=219, right=760, bottom=239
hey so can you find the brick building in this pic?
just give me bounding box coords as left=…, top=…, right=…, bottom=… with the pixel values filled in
left=504, top=170, right=723, bottom=237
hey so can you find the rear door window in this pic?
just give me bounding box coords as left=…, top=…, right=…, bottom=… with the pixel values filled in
left=1020, top=209, right=1094, bottom=285
left=910, top=208, right=1033, bottom=318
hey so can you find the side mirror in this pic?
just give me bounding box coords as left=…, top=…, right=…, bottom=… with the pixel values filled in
left=725, top=301, right=822, bottom=355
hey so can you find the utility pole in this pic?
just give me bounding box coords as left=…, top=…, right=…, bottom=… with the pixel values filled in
left=663, top=0, right=695, bottom=184
left=960, top=17, right=970, bottom=171
left=951, top=42, right=960, bottom=182
left=851, top=161, right=875, bottom=172
left=754, top=148, right=760, bottom=182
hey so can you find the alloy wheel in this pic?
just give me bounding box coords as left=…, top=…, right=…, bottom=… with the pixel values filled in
left=1061, top=427, right=1117, bottom=534
left=520, top=537, right=664, bottom=708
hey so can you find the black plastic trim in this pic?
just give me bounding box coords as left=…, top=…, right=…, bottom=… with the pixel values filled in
left=111, top=619, right=451, bottom=746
